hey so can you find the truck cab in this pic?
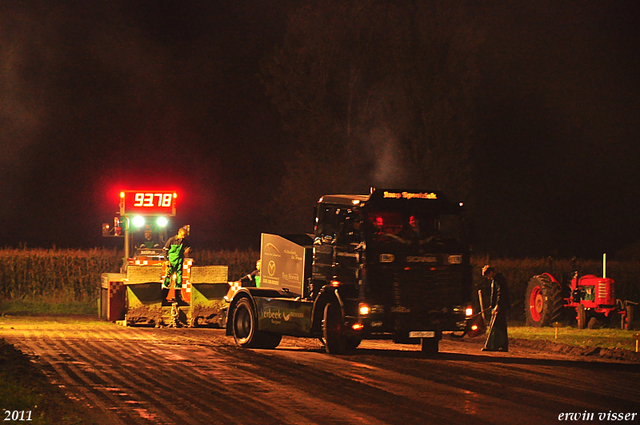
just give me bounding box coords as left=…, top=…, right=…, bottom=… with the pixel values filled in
left=312, top=189, right=473, bottom=352
left=226, top=188, right=474, bottom=355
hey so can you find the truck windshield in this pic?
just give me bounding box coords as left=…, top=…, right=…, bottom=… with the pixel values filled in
left=364, top=210, right=465, bottom=250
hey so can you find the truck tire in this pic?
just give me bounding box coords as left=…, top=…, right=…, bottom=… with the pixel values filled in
left=420, top=337, right=439, bottom=356
left=260, top=332, right=283, bottom=349
left=232, top=298, right=259, bottom=347
left=525, top=274, right=563, bottom=327
left=232, top=298, right=282, bottom=349
left=346, top=336, right=362, bottom=351
left=323, top=302, right=347, bottom=354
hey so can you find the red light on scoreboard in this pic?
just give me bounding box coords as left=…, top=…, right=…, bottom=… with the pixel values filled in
left=120, top=190, right=177, bottom=216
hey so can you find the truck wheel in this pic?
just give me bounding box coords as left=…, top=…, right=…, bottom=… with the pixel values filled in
left=232, top=298, right=282, bottom=349
left=323, top=302, right=347, bottom=354
left=577, top=303, right=587, bottom=329
left=420, top=338, right=439, bottom=356
left=346, top=336, right=362, bottom=351
left=233, top=298, right=259, bottom=347
left=260, top=332, right=282, bottom=349
left=525, top=275, right=563, bottom=327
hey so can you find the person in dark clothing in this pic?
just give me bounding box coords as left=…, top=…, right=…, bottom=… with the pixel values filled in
left=162, top=226, right=191, bottom=292
left=482, top=265, right=510, bottom=352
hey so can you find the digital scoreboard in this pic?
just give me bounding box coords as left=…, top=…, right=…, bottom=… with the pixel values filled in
left=119, top=190, right=177, bottom=216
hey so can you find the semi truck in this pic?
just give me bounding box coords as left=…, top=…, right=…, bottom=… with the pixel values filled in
left=226, top=188, right=474, bottom=355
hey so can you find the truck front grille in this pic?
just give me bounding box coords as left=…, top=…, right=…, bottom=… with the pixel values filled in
left=395, top=266, right=465, bottom=311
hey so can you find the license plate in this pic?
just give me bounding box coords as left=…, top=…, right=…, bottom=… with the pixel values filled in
left=409, top=331, right=435, bottom=338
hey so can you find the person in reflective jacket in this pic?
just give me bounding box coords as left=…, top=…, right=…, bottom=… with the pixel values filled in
left=162, top=226, right=191, bottom=293
left=482, top=265, right=510, bottom=352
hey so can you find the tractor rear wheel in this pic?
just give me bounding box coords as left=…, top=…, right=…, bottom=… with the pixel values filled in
left=525, top=274, right=563, bottom=327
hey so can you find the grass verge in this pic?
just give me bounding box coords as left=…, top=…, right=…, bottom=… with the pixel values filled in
left=0, top=339, right=95, bottom=425
left=0, top=299, right=98, bottom=316
left=509, top=325, right=639, bottom=352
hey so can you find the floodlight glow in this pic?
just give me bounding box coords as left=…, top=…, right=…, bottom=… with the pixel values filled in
left=132, top=216, right=145, bottom=227
left=157, top=217, right=169, bottom=227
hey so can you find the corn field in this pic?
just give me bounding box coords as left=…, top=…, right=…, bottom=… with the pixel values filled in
left=1, top=248, right=638, bottom=320
left=0, top=248, right=122, bottom=303
left=0, top=247, right=258, bottom=306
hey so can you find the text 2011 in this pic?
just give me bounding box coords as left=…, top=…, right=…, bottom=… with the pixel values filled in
left=3, top=410, right=32, bottom=421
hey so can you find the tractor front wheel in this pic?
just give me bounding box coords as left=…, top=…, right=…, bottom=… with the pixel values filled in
left=577, top=304, right=587, bottom=329
left=525, top=274, right=563, bottom=327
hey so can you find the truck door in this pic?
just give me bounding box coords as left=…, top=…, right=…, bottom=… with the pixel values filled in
left=312, top=204, right=338, bottom=291
left=334, top=210, right=361, bottom=285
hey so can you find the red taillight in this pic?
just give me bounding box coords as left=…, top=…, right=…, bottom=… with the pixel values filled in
left=331, top=280, right=340, bottom=287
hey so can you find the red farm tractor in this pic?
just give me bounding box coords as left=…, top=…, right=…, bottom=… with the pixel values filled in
left=525, top=256, right=635, bottom=330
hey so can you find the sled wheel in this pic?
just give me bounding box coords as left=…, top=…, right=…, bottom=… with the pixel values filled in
left=323, top=302, right=347, bottom=354
left=525, top=275, right=563, bottom=327
left=577, top=304, right=587, bottom=329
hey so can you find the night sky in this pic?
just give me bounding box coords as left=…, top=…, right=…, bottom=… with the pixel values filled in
left=1, top=1, right=639, bottom=259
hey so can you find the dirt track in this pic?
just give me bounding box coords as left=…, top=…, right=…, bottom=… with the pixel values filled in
left=1, top=316, right=639, bottom=425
